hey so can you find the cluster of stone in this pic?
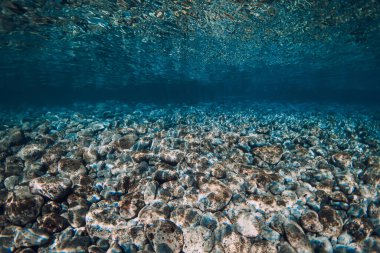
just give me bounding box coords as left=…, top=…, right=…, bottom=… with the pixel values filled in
left=0, top=102, right=379, bottom=252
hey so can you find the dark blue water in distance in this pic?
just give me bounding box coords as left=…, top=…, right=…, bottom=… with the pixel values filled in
left=0, top=0, right=380, bottom=105
left=1, top=1, right=380, bottom=253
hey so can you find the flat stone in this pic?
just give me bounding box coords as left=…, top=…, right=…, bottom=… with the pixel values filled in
left=117, top=134, right=138, bottom=150
left=29, top=176, right=72, bottom=201
left=283, top=220, right=313, bottom=253
left=159, top=150, right=184, bottom=165
left=5, top=191, right=44, bottom=225
left=154, top=169, right=178, bottom=183
left=145, top=219, right=184, bottom=253
left=86, top=200, right=128, bottom=240
left=343, top=218, right=372, bottom=242
left=331, top=153, right=352, bottom=169
left=197, top=179, right=232, bottom=212
left=252, top=145, right=283, bottom=165
left=182, top=226, right=215, bottom=253
left=235, top=212, right=261, bottom=238
left=118, top=192, right=145, bottom=220
left=299, top=210, right=323, bottom=233
left=1, top=226, right=49, bottom=248
left=18, top=144, right=44, bottom=161
left=318, top=206, right=343, bottom=237
left=37, top=212, right=69, bottom=233
left=57, top=158, right=87, bottom=180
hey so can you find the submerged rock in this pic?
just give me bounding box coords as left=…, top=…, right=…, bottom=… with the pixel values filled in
left=5, top=156, right=24, bottom=177
left=18, top=144, right=44, bottom=161
left=37, top=212, right=69, bottom=233
left=145, top=219, right=184, bottom=253
left=252, top=145, right=283, bottom=165
left=29, top=176, right=72, bottom=201
left=299, top=210, right=323, bottom=233
left=160, top=150, right=184, bottom=165
left=0, top=226, right=50, bottom=249
left=86, top=200, right=129, bottom=240
left=0, top=102, right=379, bottom=252
left=5, top=190, right=44, bottom=225
left=283, top=220, right=313, bottom=253
left=318, top=206, right=343, bottom=237
left=197, top=179, right=232, bottom=212
left=235, top=211, right=261, bottom=238
left=117, top=134, right=138, bottom=150
left=182, top=226, right=214, bottom=253
left=331, top=153, right=352, bottom=169
left=343, top=218, right=372, bottom=242
left=57, top=158, right=87, bottom=180
left=118, top=192, right=145, bottom=220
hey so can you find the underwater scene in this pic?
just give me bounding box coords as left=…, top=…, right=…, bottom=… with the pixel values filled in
left=0, top=0, right=380, bottom=252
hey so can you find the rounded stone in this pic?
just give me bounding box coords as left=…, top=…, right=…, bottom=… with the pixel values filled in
left=250, top=240, right=277, bottom=253
left=86, top=200, right=128, bottom=240
left=343, top=218, right=372, bottom=242
left=299, top=210, right=323, bottom=233
left=118, top=192, right=145, bottom=220
left=5, top=192, right=44, bottom=226
left=145, top=219, right=184, bottom=253
left=171, top=206, right=202, bottom=228
left=331, top=153, right=352, bottom=169
left=138, top=203, right=169, bottom=226
left=235, top=212, right=261, bottom=238
left=252, top=145, right=283, bottom=165
left=5, top=156, right=24, bottom=177
left=37, top=212, right=69, bottom=233
left=197, top=179, right=232, bottom=212
left=1, top=226, right=50, bottom=248
left=283, top=220, right=313, bottom=253
left=18, top=144, right=44, bottom=161
left=29, top=176, right=72, bottom=201
left=318, top=206, right=343, bottom=237
left=159, top=150, right=184, bottom=165
left=57, top=158, right=87, bottom=180
left=182, top=226, right=215, bottom=253
left=154, top=169, right=178, bottom=184
left=117, top=134, right=138, bottom=150
left=220, top=230, right=252, bottom=253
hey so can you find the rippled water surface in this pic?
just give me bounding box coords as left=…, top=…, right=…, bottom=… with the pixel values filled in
left=0, top=0, right=380, bottom=104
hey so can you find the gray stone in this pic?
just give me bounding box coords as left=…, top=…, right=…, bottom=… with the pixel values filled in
left=299, top=210, right=323, bottom=233
left=283, top=220, right=313, bottom=253
left=197, top=179, right=232, bottom=212
left=29, top=176, right=72, bottom=201
left=182, top=226, right=215, bottom=253
left=5, top=191, right=44, bottom=225
left=252, top=145, right=283, bottom=165
left=145, top=219, right=184, bottom=253
left=235, top=212, right=261, bottom=238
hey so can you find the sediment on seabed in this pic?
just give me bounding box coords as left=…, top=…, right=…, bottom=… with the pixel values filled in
left=0, top=101, right=379, bottom=253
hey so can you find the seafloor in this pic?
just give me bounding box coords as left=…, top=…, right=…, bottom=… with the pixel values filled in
left=0, top=101, right=379, bottom=253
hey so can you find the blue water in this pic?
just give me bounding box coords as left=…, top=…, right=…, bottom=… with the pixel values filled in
left=0, top=0, right=379, bottom=105
left=1, top=2, right=380, bottom=252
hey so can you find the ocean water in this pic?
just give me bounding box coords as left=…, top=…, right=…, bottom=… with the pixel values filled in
left=0, top=0, right=380, bottom=252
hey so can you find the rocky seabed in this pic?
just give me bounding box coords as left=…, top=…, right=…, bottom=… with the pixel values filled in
left=0, top=102, right=379, bottom=253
